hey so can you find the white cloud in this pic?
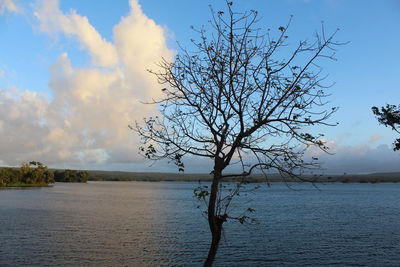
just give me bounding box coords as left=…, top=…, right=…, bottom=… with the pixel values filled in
left=0, top=0, right=19, bottom=14
left=306, top=141, right=400, bottom=174
left=34, top=0, right=118, bottom=67
left=0, top=88, right=49, bottom=163
left=0, top=0, right=173, bottom=169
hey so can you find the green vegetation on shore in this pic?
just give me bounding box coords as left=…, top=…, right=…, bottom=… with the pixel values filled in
left=54, top=169, right=89, bottom=183
left=0, top=162, right=89, bottom=187
left=83, top=170, right=400, bottom=183
left=2, top=165, right=399, bottom=185
left=0, top=161, right=54, bottom=187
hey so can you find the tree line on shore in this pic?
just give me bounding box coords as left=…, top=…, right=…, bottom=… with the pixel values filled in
left=0, top=161, right=54, bottom=187
left=53, top=169, right=89, bottom=183
left=0, top=161, right=89, bottom=187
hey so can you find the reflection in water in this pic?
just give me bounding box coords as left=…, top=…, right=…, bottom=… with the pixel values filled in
left=0, top=182, right=400, bottom=266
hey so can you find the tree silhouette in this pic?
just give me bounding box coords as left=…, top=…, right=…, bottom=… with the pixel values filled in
left=135, top=2, right=342, bottom=266
left=372, top=104, right=400, bottom=151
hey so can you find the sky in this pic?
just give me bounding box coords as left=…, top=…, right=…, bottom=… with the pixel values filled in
left=0, top=0, right=399, bottom=174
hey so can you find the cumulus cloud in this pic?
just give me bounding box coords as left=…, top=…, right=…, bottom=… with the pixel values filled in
left=34, top=0, right=118, bottom=67
left=0, top=0, right=19, bottom=14
left=0, top=0, right=173, bottom=169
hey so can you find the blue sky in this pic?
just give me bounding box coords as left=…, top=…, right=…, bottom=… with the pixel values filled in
left=0, top=0, right=399, bottom=174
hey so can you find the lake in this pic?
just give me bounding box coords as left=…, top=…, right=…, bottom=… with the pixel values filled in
left=1, top=182, right=400, bottom=266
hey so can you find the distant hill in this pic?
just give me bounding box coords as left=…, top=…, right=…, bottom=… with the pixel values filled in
left=86, top=170, right=213, bottom=182
left=81, top=170, right=400, bottom=183
left=2, top=167, right=399, bottom=183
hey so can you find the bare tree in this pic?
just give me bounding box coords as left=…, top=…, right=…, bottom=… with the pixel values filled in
left=372, top=104, right=400, bottom=151
left=135, top=2, right=342, bottom=266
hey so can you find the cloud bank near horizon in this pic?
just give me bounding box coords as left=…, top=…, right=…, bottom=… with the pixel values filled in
left=0, top=0, right=173, bottom=169
left=307, top=141, right=400, bottom=174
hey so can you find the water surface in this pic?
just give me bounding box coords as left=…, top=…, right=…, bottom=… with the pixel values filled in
left=1, top=182, right=399, bottom=266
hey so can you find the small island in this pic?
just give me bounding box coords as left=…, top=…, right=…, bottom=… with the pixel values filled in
left=0, top=162, right=89, bottom=187
left=0, top=161, right=54, bottom=187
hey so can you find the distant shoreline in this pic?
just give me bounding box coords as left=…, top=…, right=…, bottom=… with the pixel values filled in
left=1, top=167, right=399, bottom=184
left=0, top=183, right=51, bottom=188
left=82, top=170, right=400, bottom=183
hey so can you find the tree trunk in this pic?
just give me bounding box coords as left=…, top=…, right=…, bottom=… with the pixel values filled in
left=204, top=223, right=222, bottom=267
left=204, top=174, right=223, bottom=267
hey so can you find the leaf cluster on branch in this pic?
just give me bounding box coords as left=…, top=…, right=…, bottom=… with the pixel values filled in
left=372, top=104, right=400, bottom=151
